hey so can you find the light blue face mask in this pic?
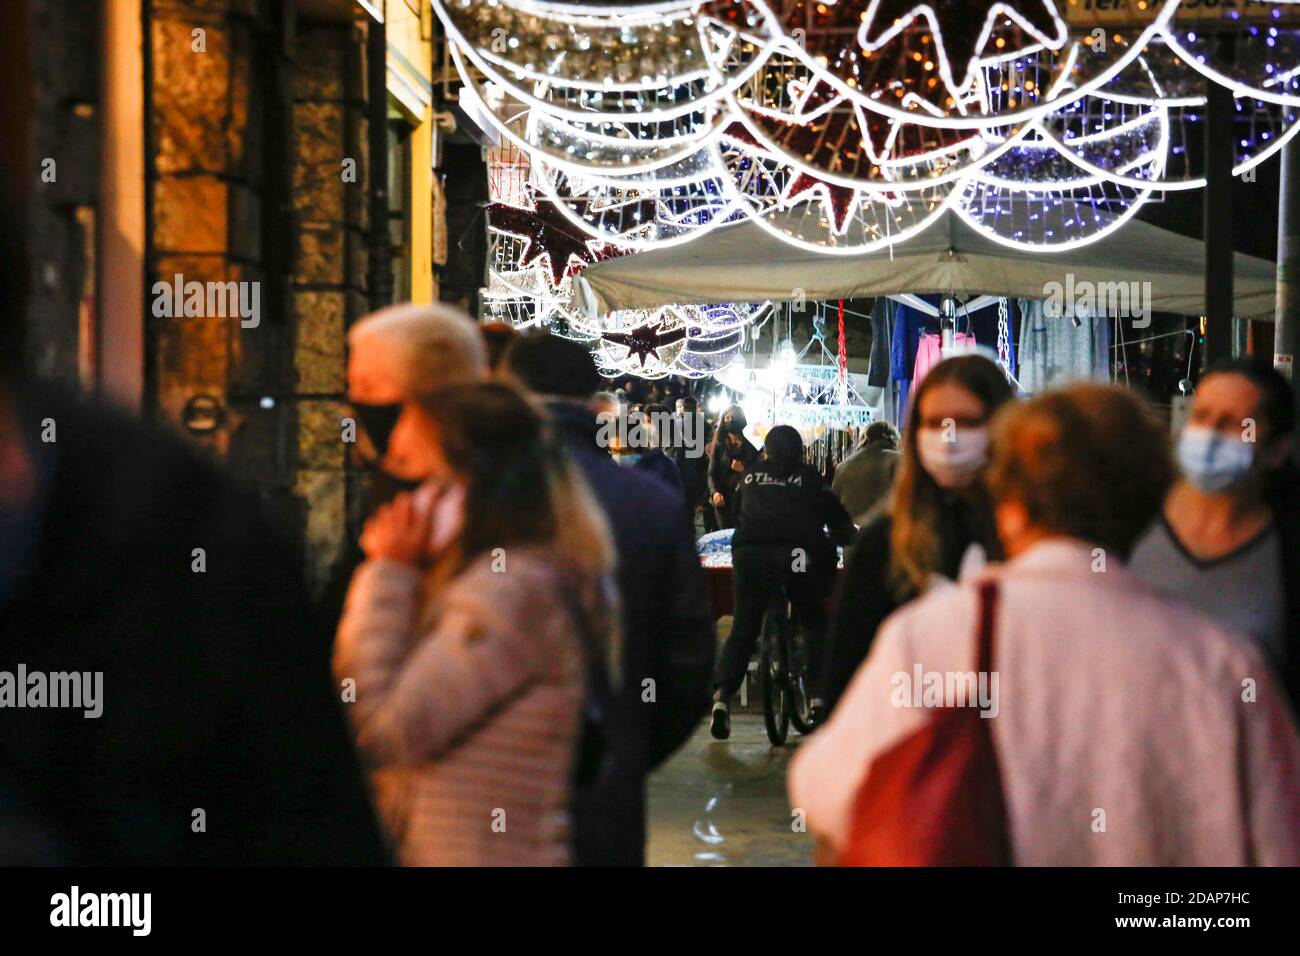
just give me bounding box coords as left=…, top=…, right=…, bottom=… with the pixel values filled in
left=614, top=452, right=642, bottom=468
left=1177, top=425, right=1256, bottom=493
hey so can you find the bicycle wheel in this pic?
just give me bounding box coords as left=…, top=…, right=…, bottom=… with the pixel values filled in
left=787, top=619, right=815, bottom=735
left=761, top=606, right=790, bottom=746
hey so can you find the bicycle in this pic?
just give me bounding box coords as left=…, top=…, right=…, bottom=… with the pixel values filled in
left=759, top=593, right=815, bottom=746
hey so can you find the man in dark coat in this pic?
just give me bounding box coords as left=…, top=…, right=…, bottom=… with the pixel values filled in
left=669, top=396, right=709, bottom=525
left=505, top=333, right=716, bottom=866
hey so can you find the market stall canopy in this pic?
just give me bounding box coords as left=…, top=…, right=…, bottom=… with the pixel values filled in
left=576, top=210, right=1278, bottom=320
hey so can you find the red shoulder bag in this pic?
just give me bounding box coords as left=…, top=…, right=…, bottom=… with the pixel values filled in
left=838, top=580, right=1012, bottom=866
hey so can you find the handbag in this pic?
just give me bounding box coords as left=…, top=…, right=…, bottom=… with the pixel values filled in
left=838, top=579, right=1012, bottom=866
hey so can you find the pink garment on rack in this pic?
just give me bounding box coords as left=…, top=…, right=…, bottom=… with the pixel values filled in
left=913, top=332, right=977, bottom=387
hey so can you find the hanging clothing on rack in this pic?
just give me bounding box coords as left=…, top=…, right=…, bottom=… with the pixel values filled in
left=1015, top=300, right=1111, bottom=394
left=890, top=303, right=928, bottom=421
left=867, top=298, right=894, bottom=389
left=913, top=332, right=979, bottom=388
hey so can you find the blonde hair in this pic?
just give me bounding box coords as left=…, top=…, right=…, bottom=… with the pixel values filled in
left=409, top=384, right=616, bottom=644
left=889, top=355, right=1014, bottom=596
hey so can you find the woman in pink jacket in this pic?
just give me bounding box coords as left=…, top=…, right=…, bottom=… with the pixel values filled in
left=334, top=383, right=616, bottom=866
left=791, top=385, right=1300, bottom=866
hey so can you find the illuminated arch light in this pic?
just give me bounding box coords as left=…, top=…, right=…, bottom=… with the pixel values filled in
left=723, top=76, right=1018, bottom=191
left=436, top=0, right=778, bottom=92
left=532, top=152, right=744, bottom=250
left=592, top=303, right=767, bottom=379
left=712, top=133, right=963, bottom=254
left=454, top=0, right=1300, bottom=272
left=1089, top=34, right=1300, bottom=182
left=1033, top=97, right=1175, bottom=190
left=449, top=43, right=719, bottom=177
left=957, top=175, right=1156, bottom=252
left=436, top=0, right=782, bottom=132
left=762, top=0, right=1181, bottom=128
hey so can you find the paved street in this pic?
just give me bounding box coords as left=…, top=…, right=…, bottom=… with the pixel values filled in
left=646, top=714, right=815, bottom=867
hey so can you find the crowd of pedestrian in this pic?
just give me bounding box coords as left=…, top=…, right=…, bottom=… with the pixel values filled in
left=2, top=293, right=1298, bottom=867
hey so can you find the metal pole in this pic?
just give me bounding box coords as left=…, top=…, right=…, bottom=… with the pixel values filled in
left=1204, top=77, right=1235, bottom=366
left=940, top=294, right=957, bottom=352
left=1276, top=141, right=1300, bottom=445
left=367, top=7, right=392, bottom=310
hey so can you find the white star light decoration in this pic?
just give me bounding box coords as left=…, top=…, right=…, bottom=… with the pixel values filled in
left=856, top=0, right=1069, bottom=104
left=438, top=0, right=1300, bottom=260
left=483, top=148, right=764, bottom=379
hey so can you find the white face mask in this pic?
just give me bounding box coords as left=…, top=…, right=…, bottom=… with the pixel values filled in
left=916, top=426, right=990, bottom=490
left=1177, top=424, right=1256, bottom=494
left=413, top=481, right=468, bottom=556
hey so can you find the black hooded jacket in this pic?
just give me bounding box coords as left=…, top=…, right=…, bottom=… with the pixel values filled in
left=732, top=460, right=855, bottom=578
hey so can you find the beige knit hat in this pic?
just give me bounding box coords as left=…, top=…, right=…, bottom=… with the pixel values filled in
left=348, top=303, right=489, bottom=402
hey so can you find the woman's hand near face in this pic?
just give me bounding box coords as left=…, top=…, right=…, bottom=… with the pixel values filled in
left=361, top=492, right=434, bottom=565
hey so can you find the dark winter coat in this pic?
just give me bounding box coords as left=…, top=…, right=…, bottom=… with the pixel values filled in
left=547, top=401, right=715, bottom=866
left=707, top=418, right=760, bottom=529
left=732, top=460, right=855, bottom=585
left=821, top=496, right=1001, bottom=714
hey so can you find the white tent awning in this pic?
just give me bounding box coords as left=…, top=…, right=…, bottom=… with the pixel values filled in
left=577, top=210, right=1278, bottom=320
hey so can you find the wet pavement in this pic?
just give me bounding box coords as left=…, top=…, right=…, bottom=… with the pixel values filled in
left=646, top=714, right=815, bottom=867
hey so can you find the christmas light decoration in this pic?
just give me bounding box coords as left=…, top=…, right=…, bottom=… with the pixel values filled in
left=601, top=321, right=690, bottom=366
left=857, top=0, right=1069, bottom=105
left=488, top=199, right=616, bottom=286
left=450, top=1, right=1300, bottom=376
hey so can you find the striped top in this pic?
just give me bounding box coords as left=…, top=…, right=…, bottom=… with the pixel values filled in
left=335, top=547, right=601, bottom=866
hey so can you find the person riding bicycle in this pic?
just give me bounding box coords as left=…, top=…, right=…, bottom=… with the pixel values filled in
left=710, top=426, right=855, bottom=739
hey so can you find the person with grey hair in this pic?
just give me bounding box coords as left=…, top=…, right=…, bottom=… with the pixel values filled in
left=319, top=303, right=493, bottom=635
left=831, top=420, right=901, bottom=526
left=346, top=302, right=490, bottom=485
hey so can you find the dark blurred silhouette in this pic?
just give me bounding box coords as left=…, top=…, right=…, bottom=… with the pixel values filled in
left=707, top=406, right=759, bottom=529
left=0, top=7, right=386, bottom=865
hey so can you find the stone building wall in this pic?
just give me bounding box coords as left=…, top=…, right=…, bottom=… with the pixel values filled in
left=148, top=0, right=271, bottom=463
left=289, top=20, right=372, bottom=596
left=23, top=0, right=446, bottom=599
left=146, top=0, right=374, bottom=595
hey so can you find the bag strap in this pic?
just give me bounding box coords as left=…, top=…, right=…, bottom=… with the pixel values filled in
left=557, top=578, right=613, bottom=703
left=975, top=579, right=999, bottom=676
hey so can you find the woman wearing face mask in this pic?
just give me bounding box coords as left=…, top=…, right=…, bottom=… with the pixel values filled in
left=334, top=383, right=617, bottom=866
left=708, top=405, right=760, bottom=530
left=819, top=355, right=1014, bottom=715
left=1129, top=358, right=1300, bottom=713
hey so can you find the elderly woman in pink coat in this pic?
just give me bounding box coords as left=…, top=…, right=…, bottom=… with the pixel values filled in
left=335, top=383, right=616, bottom=866
left=791, top=385, right=1300, bottom=866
